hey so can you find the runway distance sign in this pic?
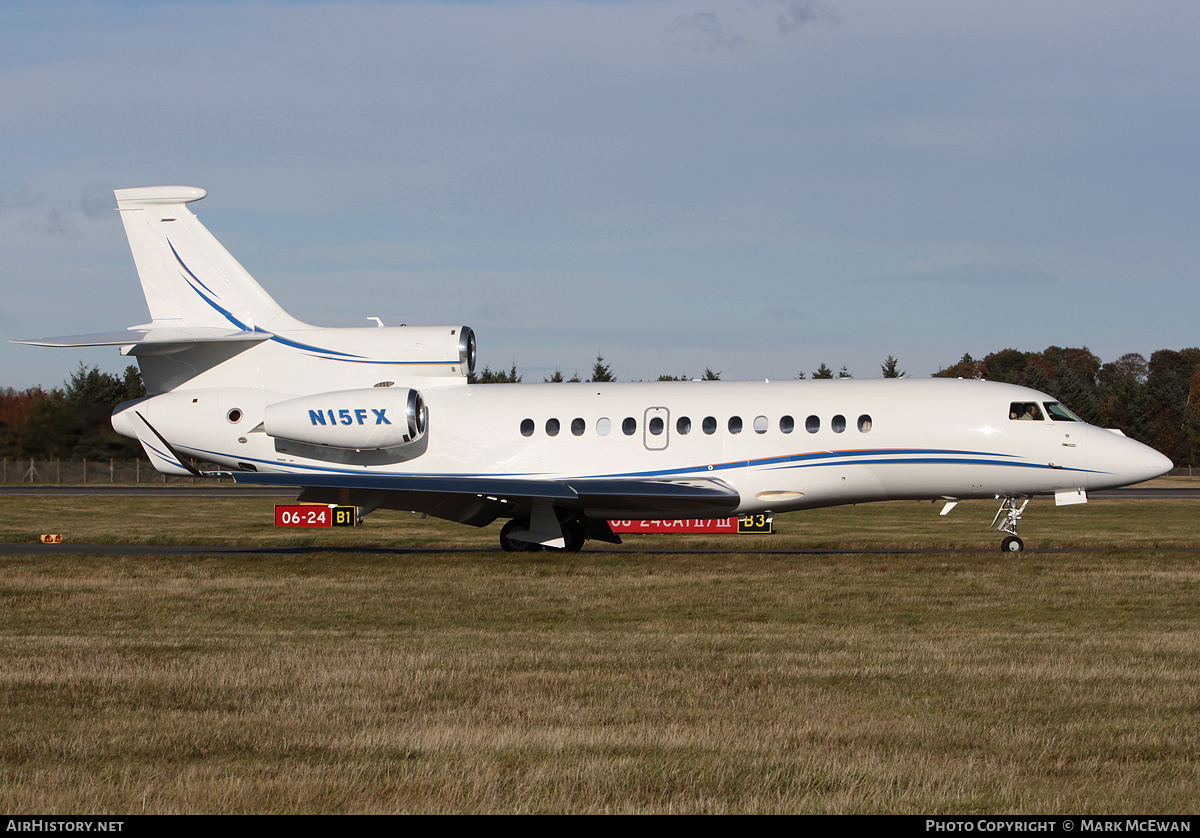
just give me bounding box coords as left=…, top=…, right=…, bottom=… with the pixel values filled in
left=275, top=505, right=358, bottom=527
left=608, top=515, right=772, bottom=534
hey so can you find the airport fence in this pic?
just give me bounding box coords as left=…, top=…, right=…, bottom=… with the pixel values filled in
left=2, top=458, right=236, bottom=485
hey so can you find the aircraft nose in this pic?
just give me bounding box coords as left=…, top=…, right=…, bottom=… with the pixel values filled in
left=1088, top=427, right=1173, bottom=490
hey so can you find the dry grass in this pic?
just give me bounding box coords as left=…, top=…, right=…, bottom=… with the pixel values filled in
left=2, top=492, right=1198, bottom=550
left=1, top=495, right=1198, bottom=813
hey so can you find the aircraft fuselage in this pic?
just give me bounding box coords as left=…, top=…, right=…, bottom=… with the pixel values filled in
left=114, top=375, right=1169, bottom=517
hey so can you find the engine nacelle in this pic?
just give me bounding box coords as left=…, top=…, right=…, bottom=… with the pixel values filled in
left=263, top=388, right=427, bottom=450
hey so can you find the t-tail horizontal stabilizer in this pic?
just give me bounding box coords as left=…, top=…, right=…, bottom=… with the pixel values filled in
left=10, top=327, right=272, bottom=352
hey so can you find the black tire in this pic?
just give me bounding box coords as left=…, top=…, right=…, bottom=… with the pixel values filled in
left=500, top=518, right=538, bottom=552
left=560, top=518, right=586, bottom=553
left=1001, top=535, right=1024, bottom=553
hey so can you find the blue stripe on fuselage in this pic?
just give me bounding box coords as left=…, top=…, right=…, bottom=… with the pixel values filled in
left=179, top=445, right=1103, bottom=481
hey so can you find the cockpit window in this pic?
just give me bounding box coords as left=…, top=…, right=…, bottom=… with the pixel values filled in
left=1044, top=402, right=1081, bottom=422
left=1009, top=402, right=1043, bottom=421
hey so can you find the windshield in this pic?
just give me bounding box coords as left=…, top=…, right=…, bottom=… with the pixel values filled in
left=1044, top=401, right=1081, bottom=422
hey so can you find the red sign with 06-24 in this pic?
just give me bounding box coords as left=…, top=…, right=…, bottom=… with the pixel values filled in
left=275, top=505, right=357, bottom=527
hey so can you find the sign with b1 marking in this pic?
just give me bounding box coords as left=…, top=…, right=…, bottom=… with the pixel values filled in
left=608, top=515, right=773, bottom=534
left=275, top=505, right=358, bottom=527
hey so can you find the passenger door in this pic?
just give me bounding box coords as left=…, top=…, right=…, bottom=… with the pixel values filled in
left=644, top=407, right=669, bottom=450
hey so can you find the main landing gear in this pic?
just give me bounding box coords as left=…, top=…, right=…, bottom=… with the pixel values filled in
left=992, top=497, right=1029, bottom=553
left=499, top=515, right=587, bottom=553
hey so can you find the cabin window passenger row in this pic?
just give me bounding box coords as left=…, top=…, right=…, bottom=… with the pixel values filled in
left=521, top=413, right=875, bottom=436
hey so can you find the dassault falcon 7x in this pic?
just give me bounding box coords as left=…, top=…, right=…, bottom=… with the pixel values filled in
left=13, top=186, right=1172, bottom=552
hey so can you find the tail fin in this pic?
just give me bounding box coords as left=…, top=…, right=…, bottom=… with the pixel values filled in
left=115, top=186, right=304, bottom=332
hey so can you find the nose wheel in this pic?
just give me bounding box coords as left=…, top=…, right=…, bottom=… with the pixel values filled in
left=992, top=497, right=1029, bottom=553
left=1001, top=535, right=1025, bottom=553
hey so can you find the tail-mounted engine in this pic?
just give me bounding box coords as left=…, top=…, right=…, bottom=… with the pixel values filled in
left=264, top=388, right=427, bottom=450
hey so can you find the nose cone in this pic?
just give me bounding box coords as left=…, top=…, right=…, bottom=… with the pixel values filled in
left=1088, top=427, right=1173, bottom=490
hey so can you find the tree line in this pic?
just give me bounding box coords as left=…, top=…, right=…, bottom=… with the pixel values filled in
left=1, top=364, right=145, bottom=461
left=4, top=346, right=1197, bottom=467
left=930, top=346, right=1200, bottom=469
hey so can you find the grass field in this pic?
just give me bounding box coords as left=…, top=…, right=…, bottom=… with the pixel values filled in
left=1, top=493, right=1198, bottom=813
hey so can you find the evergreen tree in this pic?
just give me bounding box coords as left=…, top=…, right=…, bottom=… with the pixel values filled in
left=1023, top=363, right=1053, bottom=396
left=470, top=362, right=522, bottom=383
left=880, top=356, right=906, bottom=378
left=1052, top=365, right=1101, bottom=425
left=812, top=363, right=834, bottom=379
left=589, top=355, right=616, bottom=383
left=1097, top=356, right=1150, bottom=438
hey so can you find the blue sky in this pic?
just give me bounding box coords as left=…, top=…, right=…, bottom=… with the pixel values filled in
left=3, top=0, right=1198, bottom=388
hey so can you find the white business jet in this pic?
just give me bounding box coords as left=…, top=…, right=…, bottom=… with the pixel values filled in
left=13, top=187, right=1172, bottom=552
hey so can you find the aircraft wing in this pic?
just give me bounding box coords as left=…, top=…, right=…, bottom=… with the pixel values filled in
left=9, top=327, right=271, bottom=348
left=231, top=471, right=740, bottom=527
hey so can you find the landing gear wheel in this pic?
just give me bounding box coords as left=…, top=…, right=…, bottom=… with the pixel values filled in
left=560, top=519, right=586, bottom=553
left=1001, top=535, right=1024, bottom=553
left=500, top=518, right=541, bottom=552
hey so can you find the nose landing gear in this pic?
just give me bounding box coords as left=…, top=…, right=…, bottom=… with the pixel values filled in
left=992, top=497, right=1029, bottom=553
